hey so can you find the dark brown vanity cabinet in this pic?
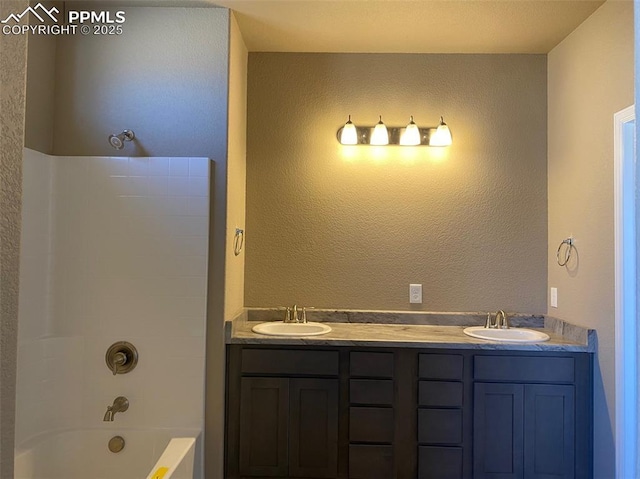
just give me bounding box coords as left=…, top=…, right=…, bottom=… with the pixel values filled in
left=417, top=353, right=470, bottom=479
left=472, top=354, right=592, bottom=479
left=225, top=346, right=592, bottom=479
left=226, top=348, right=340, bottom=478
left=348, top=351, right=396, bottom=479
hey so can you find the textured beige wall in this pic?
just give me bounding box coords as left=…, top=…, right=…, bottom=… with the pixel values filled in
left=245, top=53, right=547, bottom=313
left=24, top=32, right=55, bottom=153
left=548, top=2, right=633, bottom=477
left=23, top=1, right=58, bottom=154
left=0, top=1, right=27, bottom=477
left=225, top=12, right=247, bottom=321
left=202, top=10, right=246, bottom=479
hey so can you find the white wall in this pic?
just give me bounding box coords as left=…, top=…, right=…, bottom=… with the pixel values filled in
left=635, top=2, right=640, bottom=473
left=17, top=149, right=210, bottom=477
left=17, top=150, right=81, bottom=444
left=547, top=1, right=634, bottom=477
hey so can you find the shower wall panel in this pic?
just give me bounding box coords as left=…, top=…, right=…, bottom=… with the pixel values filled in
left=17, top=149, right=210, bottom=449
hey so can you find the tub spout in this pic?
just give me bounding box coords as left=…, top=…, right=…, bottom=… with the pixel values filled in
left=103, top=396, right=129, bottom=422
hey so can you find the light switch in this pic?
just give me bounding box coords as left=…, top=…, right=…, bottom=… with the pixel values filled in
left=410, top=284, right=422, bottom=304
left=550, top=287, right=558, bottom=308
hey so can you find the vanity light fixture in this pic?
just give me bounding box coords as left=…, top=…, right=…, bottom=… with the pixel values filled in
left=339, top=115, right=358, bottom=145
left=337, top=115, right=452, bottom=146
left=428, top=116, right=453, bottom=147
left=370, top=115, right=389, bottom=146
left=400, top=116, right=421, bottom=146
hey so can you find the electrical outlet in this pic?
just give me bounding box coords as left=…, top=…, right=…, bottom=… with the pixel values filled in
left=409, top=284, right=422, bottom=304
left=550, top=287, right=558, bottom=308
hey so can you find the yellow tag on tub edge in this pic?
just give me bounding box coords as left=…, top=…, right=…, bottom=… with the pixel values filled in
left=152, top=466, right=169, bottom=479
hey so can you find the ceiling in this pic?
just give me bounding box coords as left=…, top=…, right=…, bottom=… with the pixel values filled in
left=211, top=0, right=607, bottom=53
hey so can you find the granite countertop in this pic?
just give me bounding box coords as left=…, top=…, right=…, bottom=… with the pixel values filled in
left=226, top=309, right=596, bottom=352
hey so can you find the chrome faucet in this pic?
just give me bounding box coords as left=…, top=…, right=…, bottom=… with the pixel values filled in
left=495, top=310, right=509, bottom=329
left=484, top=310, right=509, bottom=329
left=282, top=305, right=309, bottom=323
left=103, top=396, right=129, bottom=422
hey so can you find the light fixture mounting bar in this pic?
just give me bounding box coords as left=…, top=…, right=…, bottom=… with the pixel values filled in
left=336, top=125, right=439, bottom=146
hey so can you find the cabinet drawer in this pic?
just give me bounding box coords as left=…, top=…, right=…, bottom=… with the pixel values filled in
left=474, top=356, right=574, bottom=383
left=418, top=381, right=463, bottom=407
left=418, top=446, right=463, bottom=479
left=349, top=445, right=393, bottom=479
left=350, top=407, right=394, bottom=443
left=418, top=409, right=462, bottom=444
left=419, top=354, right=463, bottom=380
left=241, top=349, right=339, bottom=376
left=350, top=379, right=394, bottom=405
left=350, top=352, right=394, bottom=378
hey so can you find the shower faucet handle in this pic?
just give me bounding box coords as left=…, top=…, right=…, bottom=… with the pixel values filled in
left=105, top=341, right=138, bottom=375
left=112, top=351, right=127, bottom=375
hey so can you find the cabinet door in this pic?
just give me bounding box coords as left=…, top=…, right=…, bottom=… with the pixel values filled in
left=289, top=378, right=339, bottom=478
left=239, top=377, right=289, bottom=477
left=474, top=383, right=576, bottom=479
left=524, top=384, right=575, bottom=479
left=473, top=383, right=524, bottom=479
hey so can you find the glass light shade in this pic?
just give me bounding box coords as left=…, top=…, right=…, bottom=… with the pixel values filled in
left=339, top=116, right=358, bottom=145
left=429, top=117, right=452, bottom=146
left=400, top=116, right=421, bottom=146
left=370, top=116, right=389, bottom=146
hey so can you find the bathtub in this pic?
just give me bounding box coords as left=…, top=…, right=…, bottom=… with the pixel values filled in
left=14, top=428, right=200, bottom=479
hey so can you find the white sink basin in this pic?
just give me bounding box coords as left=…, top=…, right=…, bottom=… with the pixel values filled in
left=252, top=321, right=332, bottom=337
left=463, top=326, right=550, bottom=343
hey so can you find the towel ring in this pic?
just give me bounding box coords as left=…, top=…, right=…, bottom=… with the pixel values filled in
left=234, top=228, right=244, bottom=256
left=556, top=238, right=573, bottom=266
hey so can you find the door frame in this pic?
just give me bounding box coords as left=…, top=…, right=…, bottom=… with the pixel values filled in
left=614, top=104, right=636, bottom=479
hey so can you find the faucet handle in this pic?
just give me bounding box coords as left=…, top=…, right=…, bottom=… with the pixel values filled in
left=301, top=307, right=315, bottom=323
left=112, top=352, right=127, bottom=375
left=501, top=311, right=510, bottom=329
left=277, top=306, right=295, bottom=323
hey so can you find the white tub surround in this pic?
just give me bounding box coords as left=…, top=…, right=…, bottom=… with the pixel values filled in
left=145, top=437, right=196, bottom=479
left=14, top=428, right=200, bottom=479
left=17, top=149, right=210, bottom=478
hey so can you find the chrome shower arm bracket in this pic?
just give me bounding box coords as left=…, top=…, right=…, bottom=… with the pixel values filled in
left=108, top=129, right=135, bottom=150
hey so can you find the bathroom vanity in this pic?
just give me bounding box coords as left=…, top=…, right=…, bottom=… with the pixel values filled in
left=224, top=315, right=594, bottom=479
